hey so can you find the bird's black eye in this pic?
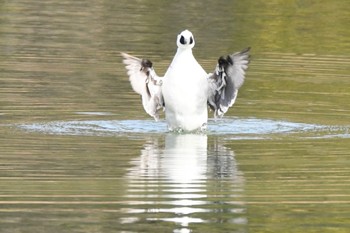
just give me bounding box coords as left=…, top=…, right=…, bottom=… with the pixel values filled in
left=180, top=35, right=186, bottom=45
left=189, top=37, right=193, bottom=44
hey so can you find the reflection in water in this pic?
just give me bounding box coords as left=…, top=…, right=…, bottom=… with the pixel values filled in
left=124, top=134, right=246, bottom=232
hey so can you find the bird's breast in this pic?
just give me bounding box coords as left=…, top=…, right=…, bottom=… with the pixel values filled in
left=161, top=50, right=209, bottom=131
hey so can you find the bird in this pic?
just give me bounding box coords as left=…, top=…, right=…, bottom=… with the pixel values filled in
left=121, top=29, right=250, bottom=132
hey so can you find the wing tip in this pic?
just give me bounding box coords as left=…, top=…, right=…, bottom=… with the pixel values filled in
left=120, top=52, right=129, bottom=59
left=242, top=47, right=251, bottom=53
left=236, top=47, right=251, bottom=65
left=238, top=47, right=251, bottom=58
left=121, top=52, right=135, bottom=60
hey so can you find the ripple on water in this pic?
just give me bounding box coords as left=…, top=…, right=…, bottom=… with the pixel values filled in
left=16, top=117, right=350, bottom=139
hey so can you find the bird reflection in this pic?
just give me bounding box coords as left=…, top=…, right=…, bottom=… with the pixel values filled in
left=161, top=134, right=208, bottom=184
left=122, top=134, right=247, bottom=232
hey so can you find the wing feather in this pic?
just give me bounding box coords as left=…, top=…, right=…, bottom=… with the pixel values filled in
left=207, top=47, right=250, bottom=118
left=121, top=53, right=163, bottom=120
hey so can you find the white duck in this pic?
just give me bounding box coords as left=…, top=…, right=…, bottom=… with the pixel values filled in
left=121, top=29, right=250, bottom=132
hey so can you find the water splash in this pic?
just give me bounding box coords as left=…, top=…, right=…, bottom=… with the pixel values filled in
left=16, top=117, right=350, bottom=139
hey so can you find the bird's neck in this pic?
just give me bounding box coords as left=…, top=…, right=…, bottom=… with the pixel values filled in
left=178, top=47, right=193, bottom=53
left=174, top=48, right=194, bottom=61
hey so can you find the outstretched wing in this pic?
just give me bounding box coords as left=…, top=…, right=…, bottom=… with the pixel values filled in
left=207, top=47, right=250, bottom=118
left=121, top=53, right=164, bottom=121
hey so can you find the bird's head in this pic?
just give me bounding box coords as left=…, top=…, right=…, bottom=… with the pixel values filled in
left=176, top=29, right=195, bottom=49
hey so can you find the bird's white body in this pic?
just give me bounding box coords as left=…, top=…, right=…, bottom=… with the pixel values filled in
left=162, top=48, right=208, bottom=131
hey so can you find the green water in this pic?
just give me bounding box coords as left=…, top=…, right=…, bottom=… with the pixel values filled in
left=1, top=0, right=350, bottom=232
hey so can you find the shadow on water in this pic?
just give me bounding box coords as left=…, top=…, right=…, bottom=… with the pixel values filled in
left=15, top=117, right=350, bottom=140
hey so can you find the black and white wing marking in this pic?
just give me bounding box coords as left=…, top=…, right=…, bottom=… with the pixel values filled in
left=207, top=47, right=250, bottom=118
left=121, top=53, right=163, bottom=121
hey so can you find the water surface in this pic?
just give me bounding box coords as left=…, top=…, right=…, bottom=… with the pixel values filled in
left=1, top=0, right=350, bottom=232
